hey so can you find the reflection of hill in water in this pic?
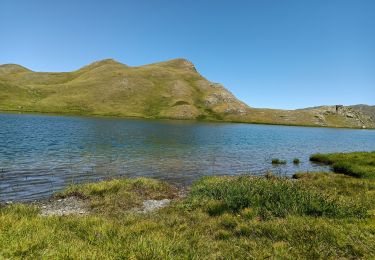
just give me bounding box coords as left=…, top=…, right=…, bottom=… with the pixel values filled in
left=1, top=113, right=375, bottom=202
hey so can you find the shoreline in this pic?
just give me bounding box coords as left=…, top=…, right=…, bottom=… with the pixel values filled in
left=1, top=109, right=374, bottom=130
left=1, top=151, right=374, bottom=258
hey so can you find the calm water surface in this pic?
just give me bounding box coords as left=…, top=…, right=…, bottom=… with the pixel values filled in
left=1, top=113, right=375, bottom=202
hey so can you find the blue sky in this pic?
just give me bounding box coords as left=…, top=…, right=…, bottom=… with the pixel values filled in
left=1, top=0, right=374, bottom=109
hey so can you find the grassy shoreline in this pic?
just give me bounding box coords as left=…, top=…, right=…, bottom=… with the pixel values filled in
left=1, top=109, right=374, bottom=130
left=1, top=151, right=375, bottom=258
left=310, top=151, right=375, bottom=178
left=1, top=173, right=374, bottom=258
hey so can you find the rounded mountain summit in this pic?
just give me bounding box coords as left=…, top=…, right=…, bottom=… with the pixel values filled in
left=0, top=58, right=373, bottom=128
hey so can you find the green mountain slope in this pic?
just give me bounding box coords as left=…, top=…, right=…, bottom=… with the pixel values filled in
left=0, top=58, right=374, bottom=129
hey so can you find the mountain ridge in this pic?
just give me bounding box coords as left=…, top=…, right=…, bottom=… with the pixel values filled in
left=0, top=59, right=374, bottom=129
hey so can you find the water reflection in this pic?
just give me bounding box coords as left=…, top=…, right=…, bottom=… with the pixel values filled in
left=1, top=113, right=375, bottom=202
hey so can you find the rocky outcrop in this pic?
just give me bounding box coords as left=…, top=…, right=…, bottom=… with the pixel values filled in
left=204, top=83, right=248, bottom=115
left=350, top=105, right=375, bottom=121
left=303, top=105, right=374, bottom=128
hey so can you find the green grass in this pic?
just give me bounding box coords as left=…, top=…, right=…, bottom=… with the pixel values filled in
left=57, top=178, right=178, bottom=216
left=310, top=151, right=375, bottom=178
left=271, top=158, right=287, bottom=165
left=293, top=172, right=375, bottom=208
left=188, top=175, right=366, bottom=219
left=1, top=173, right=375, bottom=258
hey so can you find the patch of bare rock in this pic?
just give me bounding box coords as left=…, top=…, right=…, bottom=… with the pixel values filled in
left=39, top=197, right=89, bottom=216
left=38, top=196, right=184, bottom=217
left=137, top=199, right=171, bottom=213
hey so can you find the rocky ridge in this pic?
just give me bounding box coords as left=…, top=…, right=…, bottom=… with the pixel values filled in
left=302, top=105, right=374, bottom=128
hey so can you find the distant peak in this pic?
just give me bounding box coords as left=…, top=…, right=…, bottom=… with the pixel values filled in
left=165, top=58, right=195, bottom=66
left=78, top=58, right=127, bottom=72
left=89, top=58, right=124, bottom=66
left=0, top=63, right=31, bottom=70
left=168, top=58, right=193, bottom=63
left=0, top=64, right=31, bottom=75
left=155, top=58, right=197, bottom=72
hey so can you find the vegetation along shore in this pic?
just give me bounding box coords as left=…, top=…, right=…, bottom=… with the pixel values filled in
left=1, top=151, right=374, bottom=258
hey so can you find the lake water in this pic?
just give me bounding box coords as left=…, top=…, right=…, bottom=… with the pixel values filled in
left=1, top=113, right=375, bottom=202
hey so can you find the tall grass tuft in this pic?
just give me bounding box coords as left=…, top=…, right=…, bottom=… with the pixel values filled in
left=310, top=151, right=375, bottom=178
left=189, top=176, right=367, bottom=219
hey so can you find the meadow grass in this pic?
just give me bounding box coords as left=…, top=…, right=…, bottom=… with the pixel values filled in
left=187, top=175, right=366, bottom=219
left=293, top=172, right=375, bottom=209
left=1, top=173, right=375, bottom=259
left=57, top=177, right=178, bottom=216
left=310, top=151, right=375, bottom=178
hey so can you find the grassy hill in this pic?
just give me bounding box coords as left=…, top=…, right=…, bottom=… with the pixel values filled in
left=0, top=58, right=374, bottom=128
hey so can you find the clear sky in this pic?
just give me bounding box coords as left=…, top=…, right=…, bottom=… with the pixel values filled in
left=1, top=0, right=374, bottom=109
